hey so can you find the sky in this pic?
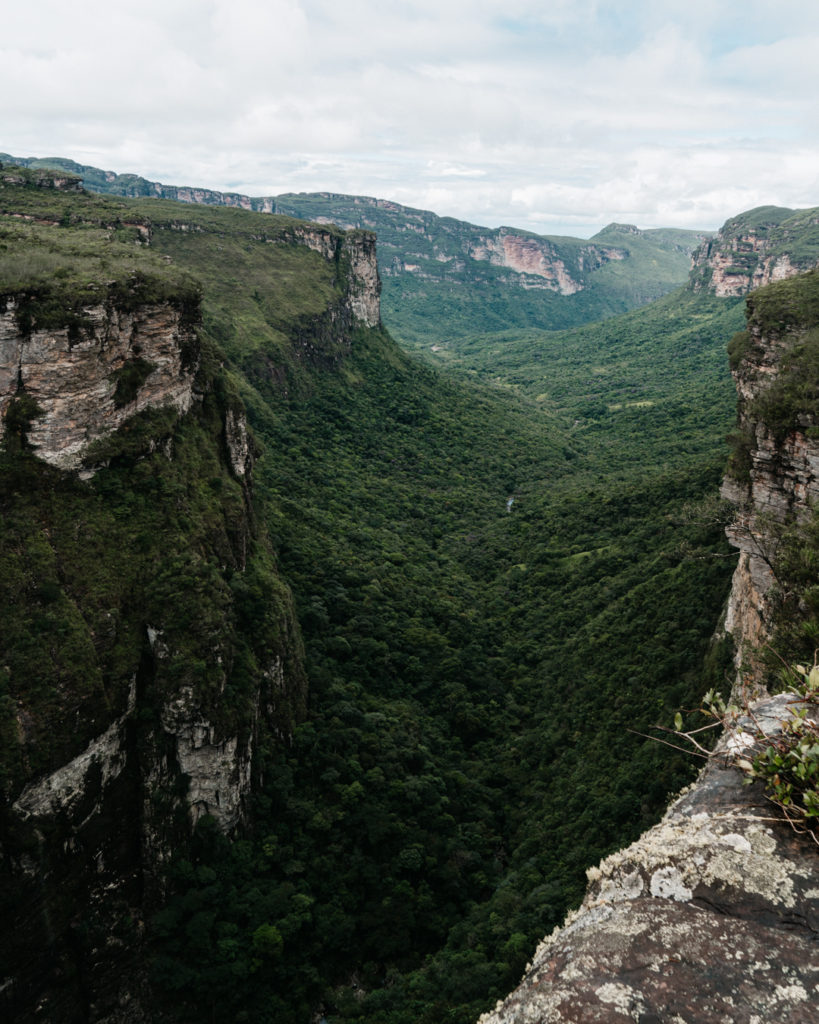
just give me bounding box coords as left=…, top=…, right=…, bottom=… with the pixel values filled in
left=3, top=0, right=819, bottom=237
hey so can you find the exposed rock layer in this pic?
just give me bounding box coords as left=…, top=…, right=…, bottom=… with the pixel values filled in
left=692, top=205, right=819, bottom=297
left=720, top=272, right=819, bottom=693
left=0, top=298, right=199, bottom=469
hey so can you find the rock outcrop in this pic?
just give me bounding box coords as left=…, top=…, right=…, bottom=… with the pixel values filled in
left=479, top=694, right=819, bottom=1024
left=292, top=224, right=381, bottom=327
left=720, top=270, right=819, bottom=693
left=0, top=297, right=199, bottom=470
left=691, top=206, right=819, bottom=298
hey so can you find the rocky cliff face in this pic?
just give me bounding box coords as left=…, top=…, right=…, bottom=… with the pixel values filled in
left=0, top=237, right=308, bottom=1021
left=479, top=693, right=819, bottom=1024
left=463, top=229, right=623, bottom=294
left=720, top=270, right=819, bottom=694
left=291, top=224, right=381, bottom=327
left=0, top=297, right=199, bottom=471
left=691, top=205, right=819, bottom=297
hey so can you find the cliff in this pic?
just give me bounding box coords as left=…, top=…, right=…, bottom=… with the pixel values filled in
left=0, top=170, right=322, bottom=1022
left=0, top=295, right=200, bottom=472
left=720, top=269, right=819, bottom=694
left=480, top=268, right=819, bottom=1023
left=691, top=205, right=819, bottom=297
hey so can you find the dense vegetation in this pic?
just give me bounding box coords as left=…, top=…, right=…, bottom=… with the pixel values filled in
left=0, top=172, right=739, bottom=1022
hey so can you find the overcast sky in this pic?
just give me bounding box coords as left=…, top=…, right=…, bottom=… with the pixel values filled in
left=3, top=0, right=818, bottom=237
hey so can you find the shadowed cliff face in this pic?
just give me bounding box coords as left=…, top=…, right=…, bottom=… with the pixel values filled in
left=720, top=270, right=819, bottom=694
left=0, top=170, right=327, bottom=1022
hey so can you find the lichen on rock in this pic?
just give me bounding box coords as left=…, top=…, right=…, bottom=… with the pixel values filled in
left=479, top=695, right=819, bottom=1024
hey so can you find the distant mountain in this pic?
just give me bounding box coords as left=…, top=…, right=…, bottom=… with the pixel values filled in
left=0, top=153, right=709, bottom=350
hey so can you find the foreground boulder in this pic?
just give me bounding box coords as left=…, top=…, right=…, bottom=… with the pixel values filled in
left=479, top=693, right=819, bottom=1024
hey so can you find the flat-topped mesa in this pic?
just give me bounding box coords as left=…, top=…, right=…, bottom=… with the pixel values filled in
left=690, top=205, right=819, bottom=297
left=0, top=288, right=201, bottom=472
left=720, top=269, right=819, bottom=694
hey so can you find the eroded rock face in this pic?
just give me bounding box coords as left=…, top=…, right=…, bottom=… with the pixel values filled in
left=691, top=206, right=819, bottom=298
left=720, top=285, right=819, bottom=693
left=292, top=225, right=381, bottom=327
left=0, top=298, right=199, bottom=469
left=479, top=694, right=819, bottom=1024
left=465, top=230, right=624, bottom=295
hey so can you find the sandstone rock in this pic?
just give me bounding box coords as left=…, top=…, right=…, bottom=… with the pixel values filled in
left=292, top=224, right=381, bottom=327
left=691, top=207, right=819, bottom=298
left=479, top=694, right=819, bottom=1024
left=720, top=283, right=819, bottom=693
left=0, top=298, right=199, bottom=470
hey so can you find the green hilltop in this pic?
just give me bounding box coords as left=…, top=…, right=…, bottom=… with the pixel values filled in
left=2, top=153, right=709, bottom=350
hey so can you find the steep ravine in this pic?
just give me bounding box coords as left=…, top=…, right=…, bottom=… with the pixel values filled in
left=480, top=270, right=819, bottom=1023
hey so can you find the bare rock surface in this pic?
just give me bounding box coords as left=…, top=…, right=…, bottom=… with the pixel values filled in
left=479, top=694, right=819, bottom=1024
left=0, top=298, right=199, bottom=469
left=691, top=206, right=819, bottom=298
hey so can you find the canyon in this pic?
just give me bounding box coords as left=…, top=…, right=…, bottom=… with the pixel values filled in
left=3, top=162, right=819, bottom=1023
left=482, top=267, right=819, bottom=1023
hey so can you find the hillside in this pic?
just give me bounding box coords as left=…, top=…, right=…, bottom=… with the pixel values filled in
left=1, top=154, right=707, bottom=349
left=2, top=168, right=738, bottom=1023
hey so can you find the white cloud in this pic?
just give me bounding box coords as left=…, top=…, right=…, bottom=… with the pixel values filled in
left=2, top=0, right=818, bottom=235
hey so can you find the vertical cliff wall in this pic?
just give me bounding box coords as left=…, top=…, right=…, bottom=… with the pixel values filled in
left=0, top=295, right=200, bottom=471
left=690, top=205, right=819, bottom=298
left=720, top=269, right=819, bottom=694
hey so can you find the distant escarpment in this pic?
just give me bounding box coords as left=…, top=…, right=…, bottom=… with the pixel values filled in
left=3, top=154, right=704, bottom=344
left=691, top=205, right=819, bottom=297
left=481, top=268, right=819, bottom=1023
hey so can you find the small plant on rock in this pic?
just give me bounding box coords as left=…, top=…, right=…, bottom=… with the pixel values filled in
left=663, top=661, right=819, bottom=846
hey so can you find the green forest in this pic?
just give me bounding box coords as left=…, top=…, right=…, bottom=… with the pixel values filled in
left=0, top=168, right=742, bottom=1022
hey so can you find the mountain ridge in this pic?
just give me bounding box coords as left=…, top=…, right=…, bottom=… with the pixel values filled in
left=1, top=153, right=709, bottom=347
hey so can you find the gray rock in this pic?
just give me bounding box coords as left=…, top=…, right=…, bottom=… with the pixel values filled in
left=479, top=695, right=819, bottom=1024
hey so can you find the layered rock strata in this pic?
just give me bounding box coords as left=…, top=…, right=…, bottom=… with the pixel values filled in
left=479, top=694, right=819, bottom=1024
left=691, top=206, right=819, bottom=297
left=0, top=298, right=199, bottom=470
left=292, top=224, right=381, bottom=327
left=720, top=273, right=819, bottom=694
